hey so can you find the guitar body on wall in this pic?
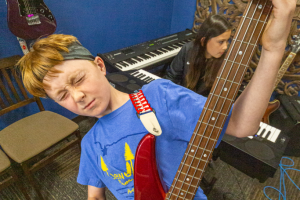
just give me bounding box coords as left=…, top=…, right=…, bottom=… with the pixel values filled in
left=7, top=0, right=57, bottom=40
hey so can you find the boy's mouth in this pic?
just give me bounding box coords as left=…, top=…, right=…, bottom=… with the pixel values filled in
left=84, top=99, right=95, bottom=109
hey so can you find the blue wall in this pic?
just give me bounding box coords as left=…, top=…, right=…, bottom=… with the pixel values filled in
left=170, top=0, right=195, bottom=34
left=0, top=0, right=194, bottom=129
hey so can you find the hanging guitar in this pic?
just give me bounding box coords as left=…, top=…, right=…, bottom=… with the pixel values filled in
left=134, top=0, right=273, bottom=199
left=261, top=32, right=300, bottom=124
left=6, top=0, right=57, bottom=40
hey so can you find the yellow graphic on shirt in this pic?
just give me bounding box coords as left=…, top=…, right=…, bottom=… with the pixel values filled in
left=128, top=188, right=134, bottom=194
left=118, top=178, right=133, bottom=185
left=124, top=162, right=132, bottom=177
left=100, top=157, right=109, bottom=176
left=100, top=142, right=135, bottom=194
left=124, top=142, right=134, bottom=175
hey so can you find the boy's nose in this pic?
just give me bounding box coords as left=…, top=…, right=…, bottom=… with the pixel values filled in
left=72, top=89, right=85, bottom=102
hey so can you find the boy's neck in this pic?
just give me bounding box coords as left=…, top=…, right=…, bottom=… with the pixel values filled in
left=98, top=86, right=130, bottom=118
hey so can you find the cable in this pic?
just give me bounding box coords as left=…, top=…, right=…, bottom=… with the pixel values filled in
left=264, top=157, right=300, bottom=200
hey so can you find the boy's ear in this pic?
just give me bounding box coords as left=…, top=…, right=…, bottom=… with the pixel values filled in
left=201, top=37, right=205, bottom=46
left=94, top=56, right=106, bottom=75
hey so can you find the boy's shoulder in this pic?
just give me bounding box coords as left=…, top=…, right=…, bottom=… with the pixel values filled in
left=141, top=78, right=175, bottom=93
left=140, top=79, right=168, bottom=95
left=80, top=120, right=99, bottom=147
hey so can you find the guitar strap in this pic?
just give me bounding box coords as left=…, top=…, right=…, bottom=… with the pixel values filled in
left=129, top=90, right=162, bottom=136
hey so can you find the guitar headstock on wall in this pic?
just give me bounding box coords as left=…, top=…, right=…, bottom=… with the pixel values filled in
left=6, top=0, right=57, bottom=40
left=291, top=33, right=300, bottom=54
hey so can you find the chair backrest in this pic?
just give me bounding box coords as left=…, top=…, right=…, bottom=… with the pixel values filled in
left=0, top=55, right=44, bottom=116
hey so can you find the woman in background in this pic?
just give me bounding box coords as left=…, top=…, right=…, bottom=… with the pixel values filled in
left=164, top=14, right=232, bottom=96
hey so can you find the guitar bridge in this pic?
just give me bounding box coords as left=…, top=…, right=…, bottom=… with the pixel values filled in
left=26, top=14, right=41, bottom=25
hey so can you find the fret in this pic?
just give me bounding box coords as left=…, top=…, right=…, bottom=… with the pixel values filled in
left=236, top=21, right=265, bottom=44
left=206, top=93, right=235, bottom=113
left=169, top=194, right=191, bottom=200
left=185, top=154, right=210, bottom=163
left=223, top=59, right=249, bottom=68
left=177, top=171, right=203, bottom=177
left=175, top=179, right=198, bottom=189
left=209, top=94, right=235, bottom=102
left=218, top=62, right=247, bottom=83
left=190, top=133, right=220, bottom=150
left=216, top=78, right=241, bottom=85
left=195, top=122, right=223, bottom=130
left=191, top=133, right=219, bottom=141
left=231, top=39, right=258, bottom=47
left=173, top=186, right=195, bottom=195
left=242, top=16, right=268, bottom=24
left=201, top=108, right=228, bottom=117
left=188, top=144, right=214, bottom=152
left=182, top=162, right=200, bottom=170
left=227, top=43, right=256, bottom=64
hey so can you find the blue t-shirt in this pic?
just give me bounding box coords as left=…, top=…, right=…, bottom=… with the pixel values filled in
left=77, top=79, right=232, bottom=200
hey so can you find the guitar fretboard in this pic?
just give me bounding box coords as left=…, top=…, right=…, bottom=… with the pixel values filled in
left=166, top=0, right=273, bottom=199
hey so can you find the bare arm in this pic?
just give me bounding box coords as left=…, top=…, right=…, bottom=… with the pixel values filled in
left=226, top=0, right=296, bottom=137
left=88, top=185, right=106, bottom=200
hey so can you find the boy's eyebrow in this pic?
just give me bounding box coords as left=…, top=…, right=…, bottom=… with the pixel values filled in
left=53, top=71, right=81, bottom=98
left=67, top=70, right=82, bottom=83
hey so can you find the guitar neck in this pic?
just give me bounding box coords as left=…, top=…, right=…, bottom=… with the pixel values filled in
left=166, top=0, right=273, bottom=199
left=273, top=52, right=296, bottom=90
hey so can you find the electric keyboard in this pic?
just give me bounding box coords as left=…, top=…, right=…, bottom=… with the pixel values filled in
left=214, top=121, right=288, bottom=183
left=129, top=69, right=160, bottom=83
left=248, top=121, right=281, bottom=143
left=98, top=29, right=196, bottom=73
left=106, top=70, right=160, bottom=94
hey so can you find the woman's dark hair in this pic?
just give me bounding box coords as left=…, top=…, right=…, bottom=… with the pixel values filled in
left=186, top=14, right=232, bottom=91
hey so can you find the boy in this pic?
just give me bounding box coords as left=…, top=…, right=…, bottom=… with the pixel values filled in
left=17, top=0, right=295, bottom=199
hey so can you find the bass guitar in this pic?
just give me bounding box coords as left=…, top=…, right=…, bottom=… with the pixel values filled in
left=261, top=33, right=300, bottom=124
left=134, top=0, right=273, bottom=199
left=7, top=0, right=57, bottom=40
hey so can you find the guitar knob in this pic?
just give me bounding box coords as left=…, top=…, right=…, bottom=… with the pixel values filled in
left=48, top=15, right=53, bottom=19
left=40, top=9, right=44, bottom=13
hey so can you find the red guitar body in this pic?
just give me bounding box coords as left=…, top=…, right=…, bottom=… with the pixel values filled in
left=261, top=99, right=280, bottom=124
left=7, top=0, right=57, bottom=39
left=134, top=133, right=165, bottom=200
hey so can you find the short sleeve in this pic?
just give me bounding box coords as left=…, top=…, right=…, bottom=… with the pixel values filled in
left=164, top=81, right=232, bottom=147
left=77, top=135, right=106, bottom=188
left=164, top=44, right=187, bottom=84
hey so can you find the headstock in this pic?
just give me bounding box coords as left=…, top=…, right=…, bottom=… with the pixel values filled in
left=291, top=33, right=300, bottom=53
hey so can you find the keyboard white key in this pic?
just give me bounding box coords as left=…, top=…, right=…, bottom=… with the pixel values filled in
left=248, top=122, right=281, bottom=143
left=118, top=47, right=182, bottom=71
left=130, top=69, right=160, bottom=83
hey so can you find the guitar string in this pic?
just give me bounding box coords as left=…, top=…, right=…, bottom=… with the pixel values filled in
left=165, top=0, right=256, bottom=196
left=187, top=2, right=272, bottom=199
left=23, top=0, right=35, bottom=15
left=167, top=0, right=260, bottom=197
left=185, top=2, right=268, bottom=198
left=166, top=0, right=255, bottom=197
left=29, top=0, right=36, bottom=15
left=166, top=0, right=272, bottom=199
left=190, top=0, right=271, bottom=190
left=188, top=2, right=272, bottom=198
left=24, top=0, right=31, bottom=15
